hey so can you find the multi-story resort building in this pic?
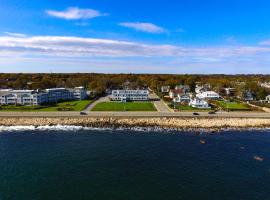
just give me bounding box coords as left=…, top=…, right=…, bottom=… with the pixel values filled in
left=0, top=87, right=87, bottom=106
left=111, top=90, right=149, bottom=102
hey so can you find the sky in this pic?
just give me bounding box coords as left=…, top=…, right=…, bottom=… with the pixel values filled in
left=1, top=0, right=270, bottom=74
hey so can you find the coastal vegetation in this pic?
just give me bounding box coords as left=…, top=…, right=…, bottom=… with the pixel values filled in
left=91, top=102, right=157, bottom=111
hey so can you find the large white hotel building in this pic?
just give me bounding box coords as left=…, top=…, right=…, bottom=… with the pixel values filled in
left=0, top=87, right=87, bottom=106
left=111, top=90, right=149, bottom=102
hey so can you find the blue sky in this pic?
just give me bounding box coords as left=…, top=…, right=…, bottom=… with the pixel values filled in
left=1, top=0, right=270, bottom=74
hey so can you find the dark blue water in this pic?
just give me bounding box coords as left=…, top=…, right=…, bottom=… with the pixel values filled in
left=0, top=129, right=270, bottom=200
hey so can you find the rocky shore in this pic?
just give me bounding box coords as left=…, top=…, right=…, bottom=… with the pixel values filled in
left=1, top=117, right=270, bottom=131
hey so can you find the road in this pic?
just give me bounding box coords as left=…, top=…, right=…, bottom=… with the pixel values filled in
left=1, top=111, right=270, bottom=118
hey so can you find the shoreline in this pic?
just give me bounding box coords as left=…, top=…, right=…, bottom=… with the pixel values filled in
left=1, top=117, right=270, bottom=131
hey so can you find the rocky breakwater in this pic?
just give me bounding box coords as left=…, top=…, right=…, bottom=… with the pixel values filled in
left=1, top=117, right=270, bottom=130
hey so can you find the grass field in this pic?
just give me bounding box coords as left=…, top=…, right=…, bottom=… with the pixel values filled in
left=214, top=100, right=251, bottom=111
left=169, top=104, right=211, bottom=111
left=0, top=100, right=91, bottom=112
left=91, top=102, right=157, bottom=111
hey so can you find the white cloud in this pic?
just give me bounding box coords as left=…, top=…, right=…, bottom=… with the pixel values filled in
left=119, top=22, right=166, bottom=34
left=46, top=7, right=107, bottom=20
left=259, top=39, right=270, bottom=46
left=1, top=35, right=270, bottom=73
left=3, top=32, right=27, bottom=38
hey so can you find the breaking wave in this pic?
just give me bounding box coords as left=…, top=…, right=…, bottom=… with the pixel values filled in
left=0, top=125, right=270, bottom=134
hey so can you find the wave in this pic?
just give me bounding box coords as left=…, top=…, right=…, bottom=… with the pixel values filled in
left=0, top=125, right=270, bottom=134
left=0, top=125, right=112, bottom=133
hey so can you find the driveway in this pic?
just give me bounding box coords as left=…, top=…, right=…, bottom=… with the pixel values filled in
left=84, top=96, right=110, bottom=111
left=149, top=92, right=172, bottom=113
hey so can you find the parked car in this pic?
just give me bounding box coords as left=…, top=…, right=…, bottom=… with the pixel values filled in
left=80, top=112, right=87, bottom=115
left=193, top=112, right=200, bottom=116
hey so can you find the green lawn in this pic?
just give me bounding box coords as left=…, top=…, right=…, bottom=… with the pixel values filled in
left=0, top=100, right=91, bottom=112
left=169, top=104, right=211, bottom=112
left=214, top=100, right=251, bottom=111
left=92, top=102, right=157, bottom=111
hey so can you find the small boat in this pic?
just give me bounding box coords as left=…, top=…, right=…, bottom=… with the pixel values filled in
left=200, top=139, right=207, bottom=144
left=253, top=156, right=264, bottom=162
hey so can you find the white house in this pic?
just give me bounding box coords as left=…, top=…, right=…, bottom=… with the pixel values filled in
left=169, top=89, right=184, bottom=99
left=189, top=98, right=211, bottom=109
left=260, top=82, right=270, bottom=88
left=242, top=91, right=254, bottom=101
left=195, top=84, right=210, bottom=94
left=161, top=86, right=170, bottom=93
left=175, top=85, right=190, bottom=93
left=111, top=90, right=149, bottom=102
left=224, top=88, right=236, bottom=96
left=266, top=95, right=270, bottom=103
left=173, top=94, right=191, bottom=103
left=196, top=91, right=220, bottom=100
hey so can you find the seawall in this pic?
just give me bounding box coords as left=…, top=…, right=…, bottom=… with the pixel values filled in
left=1, top=117, right=270, bottom=130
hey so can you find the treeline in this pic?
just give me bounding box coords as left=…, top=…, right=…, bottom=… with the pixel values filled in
left=0, top=73, right=269, bottom=98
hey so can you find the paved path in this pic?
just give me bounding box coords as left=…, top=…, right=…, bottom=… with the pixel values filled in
left=149, top=92, right=172, bottom=113
left=84, top=96, right=109, bottom=111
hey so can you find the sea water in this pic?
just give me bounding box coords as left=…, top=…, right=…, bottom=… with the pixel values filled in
left=0, top=127, right=270, bottom=200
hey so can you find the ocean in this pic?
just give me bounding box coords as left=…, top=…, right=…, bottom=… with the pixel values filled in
left=0, top=127, right=270, bottom=200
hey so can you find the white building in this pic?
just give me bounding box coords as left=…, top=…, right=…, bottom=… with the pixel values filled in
left=175, top=85, right=190, bottom=93
left=260, top=82, right=270, bottom=88
left=169, top=89, right=184, bottom=99
left=0, top=87, right=87, bottom=106
left=73, top=86, right=88, bottom=100
left=111, top=90, right=149, bottom=102
left=224, top=88, right=236, bottom=96
left=173, top=94, right=191, bottom=103
left=266, top=95, right=270, bottom=103
left=195, top=85, right=210, bottom=94
left=196, top=91, right=220, bottom=100
left=189, top=98, right=211, bottom=109
left=242, top=91, right=254, bottom=101
left=161, top=86, right=170, bottom=93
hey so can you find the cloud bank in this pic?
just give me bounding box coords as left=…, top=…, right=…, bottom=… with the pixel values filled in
left=0, top=35, right=270, bottom=73
left=0, top=35, right=269, bottom=58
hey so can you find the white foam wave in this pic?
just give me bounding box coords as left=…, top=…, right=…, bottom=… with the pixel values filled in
left=0, top=125, right=270, bottom=134
left=0, top=125, right=112, bottom=133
